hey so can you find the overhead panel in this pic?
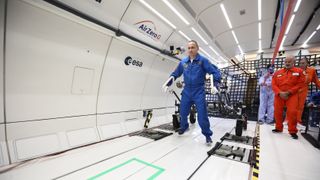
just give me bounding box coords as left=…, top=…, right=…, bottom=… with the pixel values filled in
left=216, top=31, right=239, bottom=57
left=198, top=4, right=229, bottom=37
left=223, top=0, right=258, bottom=28
left=284, top=0, right=319, bottom=46
left=261, top=20, right=275, bottom=50
left=119, top=0, right=174, bottom=50
left=236, top=23, right=259, bottom=53
left=145, top=0, right=191, bottom=29
left=183, top=0, right=220, bottom=17
left=56, top=0, right=131, bottom=30
left=262, top=0, right=278, bottom=20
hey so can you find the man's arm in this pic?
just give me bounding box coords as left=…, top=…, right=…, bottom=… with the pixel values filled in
left=311, top=68, right=320, bottom=88
left=202, top=58, right=221, bottom=83
left=169, top=62, right=183, bottom=83
left=258, top=75, right=266, bottom=86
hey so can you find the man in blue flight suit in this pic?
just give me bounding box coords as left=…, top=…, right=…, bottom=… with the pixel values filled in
left=162, top=40, right=221, bottom=144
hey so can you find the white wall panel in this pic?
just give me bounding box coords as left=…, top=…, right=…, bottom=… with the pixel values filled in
left=124, top=119, right=143, bottom=134
left=97, top=113, right=126, bottom=140
left=99, top=122, right=125, bottom=140
left=97, top=38, right=156, bottom=113
left=0, top=125, right=9, bottom=166
left=6, top=115, right=97, bottom=162
left=147, top=109, right=167, bottom=127
left=66, top=127, right=98, bottom=147
left=0, top=0, right=5, bottom=124
left=5, top=0, right=111, bottom=122
left=6, top=116, right=97, bottom=140
left=141, top=56, right=179, bottom=109
left=14, top=134, right=59, bottom=160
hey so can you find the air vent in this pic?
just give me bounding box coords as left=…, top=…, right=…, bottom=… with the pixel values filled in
left=240, top=9, right=246, bottom=15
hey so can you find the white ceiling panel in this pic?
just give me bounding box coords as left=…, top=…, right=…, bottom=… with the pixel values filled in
left=183, top=0, right=220, bottom=17
left=296, top=7, right=320, bottom=46
left=145, top=0, right=193, bottom=30
left=235, top=23, right=259, bottom=52
left=119, top=0, right=174, bottom=50
left=56, top=0, right=131, bottom=29
left=198, top=4, right=229, bottom=37
left=223, top=0, right=258, bottom=28
left=261, top=19, right=275, bottom=50
left=261, top=0, right=278, bottom=20
left=216, top=31, right=240, bottom=57
left=284, top=0, right=319, bottom=46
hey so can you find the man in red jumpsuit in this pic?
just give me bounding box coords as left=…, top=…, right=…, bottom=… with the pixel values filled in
left=272, top=56, right=305, bottom=139
left=296, top=58, right=320, bottom=124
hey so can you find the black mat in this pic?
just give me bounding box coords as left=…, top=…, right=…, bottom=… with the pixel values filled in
left=133, top=129, right=173, bottom=141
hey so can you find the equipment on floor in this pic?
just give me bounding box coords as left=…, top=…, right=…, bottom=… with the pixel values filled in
left=220, top=132, right=254, bottom=145
left=207, top=142, right=252, bottom=163
left=132, top=129, right=173, bottom=141
left=170, top=81, right=196, bottom=130
left=143, top=110, right=153, bottom=128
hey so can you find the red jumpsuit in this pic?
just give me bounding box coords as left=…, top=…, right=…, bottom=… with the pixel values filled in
left=272, top=67, right=305, bottom=133
left=297, top=67, right=320, bottom=123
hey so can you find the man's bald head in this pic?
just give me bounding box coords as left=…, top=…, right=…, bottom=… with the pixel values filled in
left=284, top=55, right=295, bottom=69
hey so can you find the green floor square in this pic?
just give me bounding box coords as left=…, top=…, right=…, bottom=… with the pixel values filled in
left=88, top=158, right=165, bottom=180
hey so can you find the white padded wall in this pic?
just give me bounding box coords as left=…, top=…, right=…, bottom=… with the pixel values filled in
left=6, top=115, right=98, bottom=162
left=1, top=0, right=183, bottom=164
left=97, top=37, right=156, bottom=113
left=0, top=0, right=8, bottom=167
left=4, top=0, right=111, bottom=162
left=0, top=0, right=5, bottom=124
left=0, top=125, right=9, bottom=166
left=6, top=0, right=111, bottom=122
left=140, top=56, right=178, bottom=109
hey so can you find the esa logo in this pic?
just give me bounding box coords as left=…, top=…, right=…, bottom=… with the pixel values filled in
left=124, top=56, right=143, bottom=67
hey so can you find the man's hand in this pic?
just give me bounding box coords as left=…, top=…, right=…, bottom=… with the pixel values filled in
left=162, top=76, right=174, bottom=93
left=279, top=91, right=290, bottom=100
left=162, top=85, right=169, bottom=93
left=211, top=86, right=219, bottom=94
left=307, top=102, right=315, bottom=107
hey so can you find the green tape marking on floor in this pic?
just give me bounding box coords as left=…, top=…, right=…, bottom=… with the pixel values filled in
left=87, top=158, right=165, bottom=180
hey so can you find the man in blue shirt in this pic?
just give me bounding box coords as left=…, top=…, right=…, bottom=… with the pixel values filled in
left=162, top=40, right=221, bottom=144
left=308, top=91, right=320, bottom=127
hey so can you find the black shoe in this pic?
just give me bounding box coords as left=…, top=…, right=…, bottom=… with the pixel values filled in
left=178, top=128, right=189, bottom=135
left=290, top=133, right=298, bottom=139
left=272, top=129, right=282, bottom=133
left=206, top=136, right=213, bottom=145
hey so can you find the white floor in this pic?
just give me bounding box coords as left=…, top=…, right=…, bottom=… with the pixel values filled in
left=0, top=118, right=319, bottom=180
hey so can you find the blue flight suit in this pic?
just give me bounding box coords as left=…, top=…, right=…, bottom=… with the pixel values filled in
left=258, top=72, right=274, bottom=123
left=170, top=54, right=221, bottom=138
